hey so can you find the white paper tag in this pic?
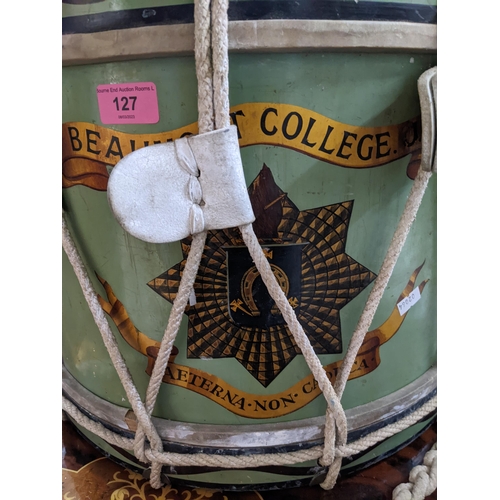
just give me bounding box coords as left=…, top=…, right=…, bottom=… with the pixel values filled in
left=189, top=288, right=197, bottom=306
left=397, top=287, right=421, bottom=316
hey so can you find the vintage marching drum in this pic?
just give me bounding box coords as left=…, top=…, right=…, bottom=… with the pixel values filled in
left=62, top=0, right=437, bottom=490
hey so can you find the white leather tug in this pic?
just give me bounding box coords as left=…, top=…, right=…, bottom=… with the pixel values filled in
left=417, top=66, right=437, bottom=173
left=107, top=125, right=255, bottom=243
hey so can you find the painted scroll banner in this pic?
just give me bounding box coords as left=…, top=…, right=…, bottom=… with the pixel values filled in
left=97, top=265, right=428, bottom=419
left=62, top=103, right=422, bottom=191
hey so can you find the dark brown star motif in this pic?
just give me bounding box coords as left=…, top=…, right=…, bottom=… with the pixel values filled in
left=148, top=165, right=376, bottom=387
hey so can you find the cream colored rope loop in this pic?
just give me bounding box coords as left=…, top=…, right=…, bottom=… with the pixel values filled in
left=393, top=444, right=437, bottom=500
left=62, top=393, right=436, bottom=470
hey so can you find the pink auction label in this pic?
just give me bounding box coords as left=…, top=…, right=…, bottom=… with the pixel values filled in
left=96, top=82, right=159, bottom=124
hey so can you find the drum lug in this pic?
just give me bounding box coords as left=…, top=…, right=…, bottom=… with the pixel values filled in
left=418, top=67, right=437, bottom=173
left=141, top=467, right=151, bottom=481
left=308, top=466, right=329, bottom=486
left=160, top=472, right=172, bottom=486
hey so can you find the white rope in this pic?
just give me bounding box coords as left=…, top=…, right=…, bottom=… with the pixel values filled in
left=393, top=444, right=437, bottom=500
left=62, top=215, right=164, bottom=461
left=62, top=394, right=436, bottom=468
left=62, top=213, right=436, bottom=463
left=133, top=0, right=217, bottom=486
left=211, top=0, right=230, bottom=129
left=62, top=0, right=436, bottom=491
left=132, top=232, right=206, bottom=487
left=62, top=212, right=436, bottom=477
left=335, top=167, right=432, bottom=399
left=239, top=224, right=347, bottom=488
left=194, top=0, right=214, bottom=134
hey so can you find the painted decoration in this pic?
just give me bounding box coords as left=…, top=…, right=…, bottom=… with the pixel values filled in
left=63, top=102, right=431, bottom=419
left=62, top=19, right=437, bottom=484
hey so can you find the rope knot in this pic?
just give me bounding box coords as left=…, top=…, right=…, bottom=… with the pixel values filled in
left=392, top=444, right=437, bottom=500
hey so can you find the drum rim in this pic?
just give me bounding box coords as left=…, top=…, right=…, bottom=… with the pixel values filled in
left=67, top=417, right=435, bottom=490
left=62, top=362, right=436, bottom=453
left=62, top=19, right=437, bottom=67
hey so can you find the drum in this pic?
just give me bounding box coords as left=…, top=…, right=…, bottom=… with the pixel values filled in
left=62, top=0, right=437, bottom=490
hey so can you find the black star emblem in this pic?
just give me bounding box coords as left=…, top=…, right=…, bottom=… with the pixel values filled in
left=148, top=165, right=376, bottom=387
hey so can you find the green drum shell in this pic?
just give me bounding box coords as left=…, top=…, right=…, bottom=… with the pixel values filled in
left=62, top=0, right=437, bottom=489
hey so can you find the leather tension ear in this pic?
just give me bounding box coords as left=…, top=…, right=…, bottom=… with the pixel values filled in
left=107, top=125, right=255, bottom=243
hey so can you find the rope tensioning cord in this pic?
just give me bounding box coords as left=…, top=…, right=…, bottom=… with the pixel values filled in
left=62, top=0, right=436, bottom=496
